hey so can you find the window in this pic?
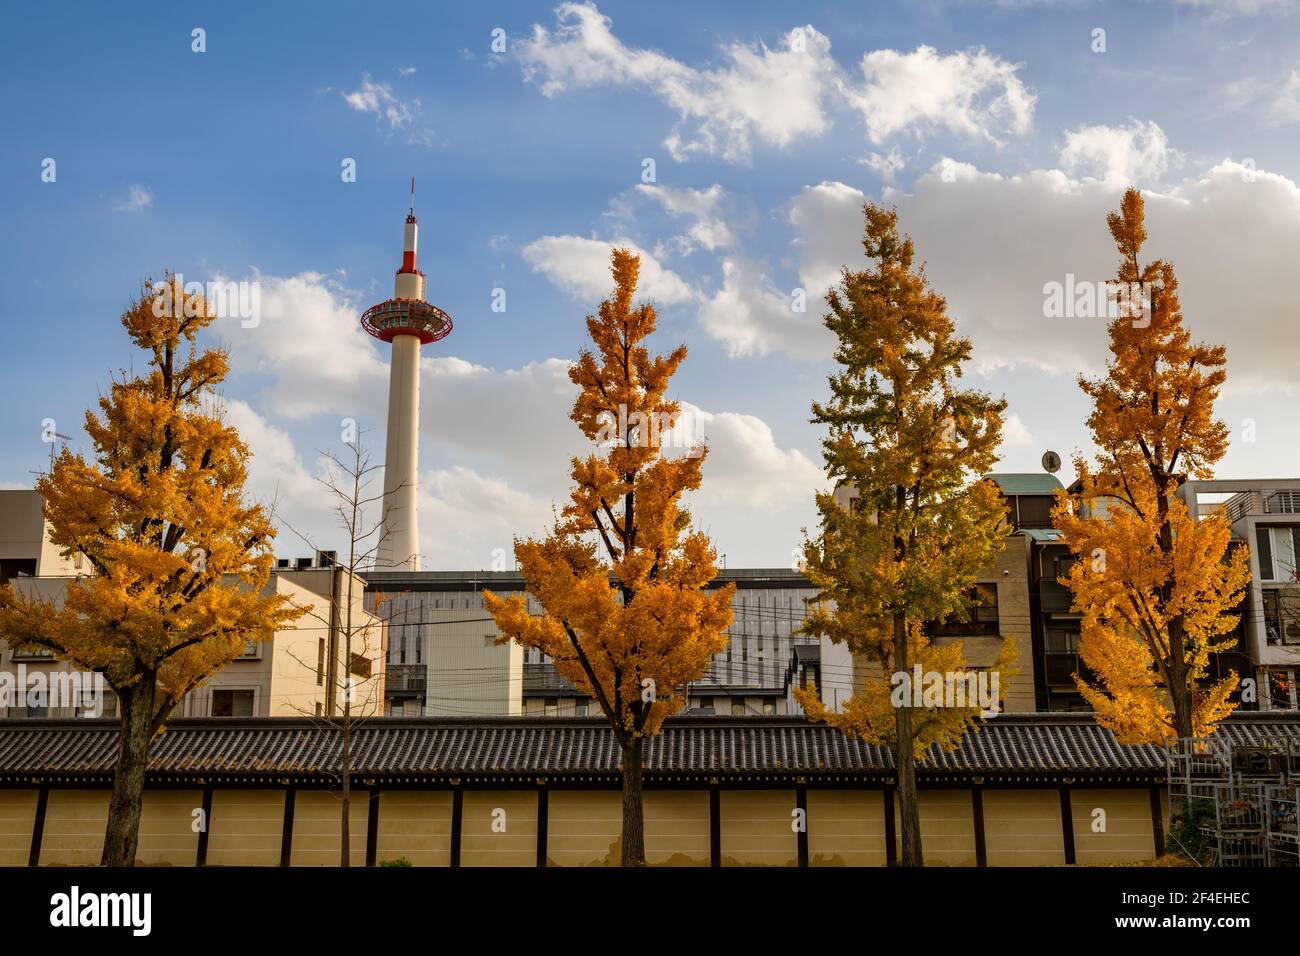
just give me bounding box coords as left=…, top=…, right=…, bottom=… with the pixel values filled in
left=575, top=699, right=589, bottom=716
left=801, top=663, right=821, bottom=691
left=1268, top=670, right=1295, bottom=710
left=731, top=700, right=746, bottom=716
left=316, top=638, right=325, bottom=686
left=762, top=700, right=777, bottom=716
left=211, top=689, right=255, bottom=717
left=925, top=584, right=999, bottom=637
left=349, top=653, right=372, bottom=679
left=1046, top=628, right=1080, bottom=652
left=544, top=697, right=558, bottom=717
left=1257, top=526, right=1300, bottom=582
left=1016, top=495, right=1055, bottom=528
left=239, top=638, right=259, bottom=659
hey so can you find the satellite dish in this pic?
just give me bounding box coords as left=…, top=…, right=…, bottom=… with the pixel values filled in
left=1042, top=450, right=1062, bottom=474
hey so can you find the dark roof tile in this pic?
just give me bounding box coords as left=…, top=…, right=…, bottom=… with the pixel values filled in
left=0, top=713, right=1296, bottom=783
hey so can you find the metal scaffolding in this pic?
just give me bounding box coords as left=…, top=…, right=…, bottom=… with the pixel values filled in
left=1165, top=737, right=1299, bottom=866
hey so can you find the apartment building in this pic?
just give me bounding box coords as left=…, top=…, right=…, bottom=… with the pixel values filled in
left=826, top=473, right=1050, bottom=715
left=1182, top=480, right=1300, bottom=711
left=0, top=490, right=385, bottom=718
left=176, top=554, right=386, bottom=719
left=365, top=568, right=855, bottom=718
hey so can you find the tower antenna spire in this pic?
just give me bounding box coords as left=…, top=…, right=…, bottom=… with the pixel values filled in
left=409, top=176, right=415, bottom=216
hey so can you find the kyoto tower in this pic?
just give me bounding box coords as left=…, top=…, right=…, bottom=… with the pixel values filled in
left=361, top=180, right=453, bottom=570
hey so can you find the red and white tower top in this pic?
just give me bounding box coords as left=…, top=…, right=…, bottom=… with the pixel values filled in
left=400, top=177, right=419, bottom=274
left=361, top=178, right=453, bottom=345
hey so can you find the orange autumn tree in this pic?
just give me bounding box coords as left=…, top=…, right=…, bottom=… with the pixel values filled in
left=485, top=248, right=733, bottom=867
left=0, top=275, right=298, bottom=865
left=1053, top=188, right=1250, bottom=744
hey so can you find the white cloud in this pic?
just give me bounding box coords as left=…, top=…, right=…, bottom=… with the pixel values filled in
left=521, top=234, right=694, bottom=304
left=1002, top=412, right=1034, bottom=448
left=517, top=4, right=839, bottom=162
left=221, top=399, right=335, bottom=555
left=1173, top=0, right=1297, bottom=14
left=861, top=146, right=907, bottom=183
left=634, top=183, right=733, bottom=252
left=341, top=73, right=416, bottom=128
left=1059, top=119, right=1172, bottom=185
left=785, top=156, right=1300, bottom=391
left=670, top=403, right=825, bottom=510
left=398, top=66, right=417, bottom=77
left=222, top=272, right=389, bottom=419
left=517, top=7, right=1035, bottom=161
left=786, top=179, right=871, bottom=301
left=113, top=184, right=153, bottom=213
left=698, top=257, right=832, bottom=360
left=418, top=466, right=550, bottom=569
left=842, top=45, right=1035, bottom=145
left=1264, top=69, right=1300, bottom=126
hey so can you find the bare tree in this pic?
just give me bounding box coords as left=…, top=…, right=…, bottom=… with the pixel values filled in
left=276, top=432, right=400, bottom=866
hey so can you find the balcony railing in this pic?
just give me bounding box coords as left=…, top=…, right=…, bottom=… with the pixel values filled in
left=1224, top=490, right=1300, bottom=524
left=1038, top=579, right=1076, bottom=614
left=1267, top=491, right=1300, bottom=514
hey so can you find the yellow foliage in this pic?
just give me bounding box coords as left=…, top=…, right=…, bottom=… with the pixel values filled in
left=798, top=202, right=1016, bottom=757
left=485, top=249, right=733, bottom=743
left=1054, top=189, right=1250, bottom=743
left=0, top=274, right=300, bottom=729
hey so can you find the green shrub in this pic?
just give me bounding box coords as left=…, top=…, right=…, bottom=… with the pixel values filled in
left=1167, top=798, right=1216, bottom=865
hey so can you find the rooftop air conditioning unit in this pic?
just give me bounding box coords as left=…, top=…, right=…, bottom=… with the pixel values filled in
left=1231, top=746, right=1276, bottom=774
left=275, top=558, right=291, bottom=570
left=295, top=556, right=314, bottom=570
left=316, top=550, right=338, bottom=568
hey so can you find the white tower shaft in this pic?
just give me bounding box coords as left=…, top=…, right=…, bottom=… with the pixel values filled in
left=377, top=332, right=421, bottom=570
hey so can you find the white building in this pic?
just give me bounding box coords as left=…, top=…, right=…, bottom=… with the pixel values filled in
left=0, top=491, right=385, bottom=718
left=1183, top=480, right=1300, bottom=710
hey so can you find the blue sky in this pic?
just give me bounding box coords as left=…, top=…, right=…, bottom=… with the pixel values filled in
left=3, top=0, right=1299, bottom=568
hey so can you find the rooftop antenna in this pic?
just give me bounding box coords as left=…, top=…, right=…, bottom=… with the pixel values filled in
left=408, top=176, right=415, bottom=217
left=47, top=431, right=72, bottom=472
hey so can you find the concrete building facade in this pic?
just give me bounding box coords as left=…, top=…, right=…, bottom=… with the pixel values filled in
left=1182, top=480, right=1300, bottom=710
left=0, top=492, right=385, bottom=718
left=366, top=568, right=854, bottom=719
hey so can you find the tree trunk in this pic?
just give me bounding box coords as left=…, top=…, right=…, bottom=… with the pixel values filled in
left=893, top=611, right=924, bottom=867
left=620, top=740, right=646, bottom=867
left=1168, top=618, right=1194, bottom=741
left=101, top=672, right=157, bottom=866
left=1158, top=495, right=1195, bottom=743
left=341, top=708, right=351, bottom=867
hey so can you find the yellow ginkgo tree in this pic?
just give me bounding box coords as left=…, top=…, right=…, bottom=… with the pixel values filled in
left=0, top=275, right=299, bottom=865
left=485, top=249, right=733, bottom=867
left=796, top=203, right=1015, bottom=867
left=1053, top=188, right=1250, bottom=744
